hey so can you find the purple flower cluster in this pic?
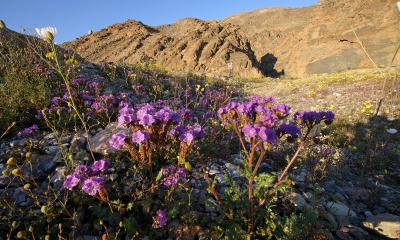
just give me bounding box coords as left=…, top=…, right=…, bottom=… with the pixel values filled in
left=168, top=124, right=204, bottom=145
left=242, top=124, right=278, bottom=144
left=277, top=124, right=301, bottom=140
left=63, top=160, right=110, bottom=196
left=218, top=96, right=299, bottom=145
left=17, top=124, right=38, bottom=137
left=117, top=103, right=181, bottom=128
left=294, top=111, right=335, bottom=126
left=161, top=165, right=188, bottom=187
left=39, top=74, right=122, bottom=123
left=111, top=102, right=204, bottom=149
left=152, top=209, right=168, bottom=228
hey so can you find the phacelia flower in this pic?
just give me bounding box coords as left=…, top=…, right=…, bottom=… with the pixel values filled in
left=63, top=174, right=80, bottom=190
left=272, top=104, right=291, bottom=118
left=109, top=132, right=128, bottom=149
left=258, top=127, right=277, bottom=144
left=118, top=105, right=136, bottom=126
left=277, top=124, right=301, bottom=141
left=242, top=125, right=258, bottom=139
left=320, top=111, right=335, bottom=124
left=17, top=124, right=38, bottom=137
left=82, top=177, right=104, bottom=196
left=162, top=165, right=188, bottom=187
left=138, top=113, right=155, bottom=126
left=132, top=130, right=150, bottom=144
left=90, top=160, right=110, bottom=173
left=73, top=165, right=90, bottom=176
left=153, top=209, right=168, bottom=228
left=180, top=132, right=194, bottom=145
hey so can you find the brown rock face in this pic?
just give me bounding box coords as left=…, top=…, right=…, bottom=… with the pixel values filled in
left=63, top=0, right=400, bottom=77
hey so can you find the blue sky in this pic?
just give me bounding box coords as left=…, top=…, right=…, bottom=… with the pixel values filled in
left=1, top=0, right=318, bottom=43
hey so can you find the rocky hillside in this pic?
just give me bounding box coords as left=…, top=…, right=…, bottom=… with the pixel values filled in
left=63, top=0, right=400, bottom=77
left=63, top=19, right=262, bottom=77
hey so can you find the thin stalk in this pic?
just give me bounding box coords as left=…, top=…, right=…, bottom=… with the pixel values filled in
left=49, top=43, right=96, bottom=161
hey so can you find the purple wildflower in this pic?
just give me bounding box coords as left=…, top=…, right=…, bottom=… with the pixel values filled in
left=320, top=111, right=335, bottom=124
left=118, top=105, right=136, bottom=126
left=63, top=174, right=80, bottom=190
left=162, top=165, right=188, bottom=187
left=259, top=113, right=277, bottom=128
left=272, top=104, right=291, bottom=118
left=132, top=130, right=150, bottom=144
left=277, top=124, right=301, bottom=140
left=153, top=209, right=168, bottom=228
left=73, top=165, right=90, bottom=176
left=81, top=177, right=104, bottom=196
left=180, top=132, right=194, bottom=145
left=109, top=132, right=128, bottom=149
left=258, top=127, right=278, bottom=144
left=138, top=113, right=155, bottom=126
left=17, top=124, right=38, bottom=137
left=242, top=125, right=258, bottom=139
left=90, top=160, right=110, bottom=173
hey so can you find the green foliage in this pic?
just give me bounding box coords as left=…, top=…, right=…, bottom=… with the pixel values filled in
left=0, top=36, right=62, bottom=133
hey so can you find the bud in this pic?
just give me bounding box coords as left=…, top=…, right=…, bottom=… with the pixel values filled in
left=16, top=231, right=26, bottom=239
left=25, top=152, right=32, bottom=159
left=28, top=225, right=34, bottom=232
left=11, top=168, right=22, bottom=177
left=119, top=221, right=124, bottom=228
left=23, top=183, right=32, bottom=190
left=41, top=205, right=48, bottom=214
left=2, top=169, right=10, bottom=176
left=45, top=235, right=50, bottom=240
left=6, top=157, right=16, bottom=166
left=12, top=221, right=18, bottom=228
left=0, top=20, right=5, bottom=29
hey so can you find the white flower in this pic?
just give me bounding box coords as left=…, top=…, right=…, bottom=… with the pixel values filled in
left=386, top=128, right=398, bottom=134
left=35, top=26, right=57, bottom=41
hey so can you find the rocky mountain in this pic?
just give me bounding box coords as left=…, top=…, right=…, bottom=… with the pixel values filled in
left=63, top=0, right=400, bottom=77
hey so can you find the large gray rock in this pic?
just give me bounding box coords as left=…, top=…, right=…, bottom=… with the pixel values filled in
left=362, top=213, right=400, bottom=239
left=88, top=123, right=130, bottom=155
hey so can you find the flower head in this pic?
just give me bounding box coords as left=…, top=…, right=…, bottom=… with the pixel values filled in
left=242, top=125, right=258, bottom=139
left=153, top=209, right=168, bottom=228
left=117, top=105, right=136, bottom=126
left=258, top=127, right=277, bottom=144
left=109, top=132, right=128, bottom=149
left=63, top=174, right=80, bottom=190
left=35, top=27, right=57, bottom=42
left=90, top=160, right=110, bottom=173
left=73, top=165, right=90, bottom=176
left=82, top=177, right=104, bottom=196
left=272, top=104, right=291, bottom=118
left=132, top=130, right=150, bottom=144
left=277, top=123, right=301, bottom=141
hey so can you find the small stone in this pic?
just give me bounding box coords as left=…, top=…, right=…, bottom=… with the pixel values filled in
left=362, top=213, right=400, bottom=239
left=386, top=128, right=398, bottom=134
left=325, top=201, right=357, bottom=217
left=208, top=169, right=220, bottom=175
left=205, top=198, right=219, bottom=213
